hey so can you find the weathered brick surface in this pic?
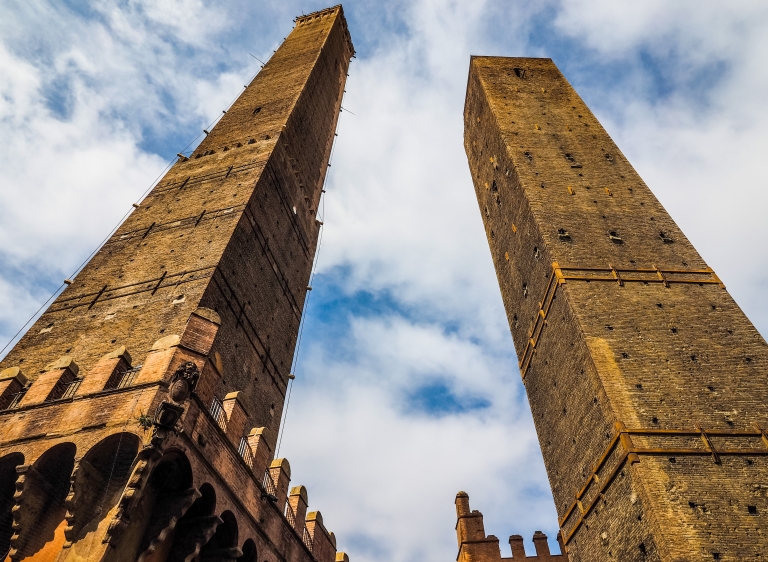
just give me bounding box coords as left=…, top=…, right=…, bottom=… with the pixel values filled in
left=464, top=57, right=768, bottom=561
left=0, top=6, right=353, bottom=562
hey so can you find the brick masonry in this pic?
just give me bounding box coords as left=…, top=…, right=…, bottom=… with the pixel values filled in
left=463, top=57, right=768, bottom=561
left=0, top=6, right=353, bottom=562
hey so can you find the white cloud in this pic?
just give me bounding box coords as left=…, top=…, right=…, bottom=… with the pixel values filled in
left=1, top=1, right=768, bottom=561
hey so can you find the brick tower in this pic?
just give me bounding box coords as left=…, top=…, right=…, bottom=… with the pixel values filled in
left=461, top=57, right=768, bottom=561
left=0, top=6, right=353, bottom=562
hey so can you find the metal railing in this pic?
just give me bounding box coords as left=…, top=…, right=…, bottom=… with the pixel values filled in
left=210, top=397, right=227, bottom=430
left=262, top=469, right=277, bottom=497
left=60, top=378, right=82, bottom=400
left=302, top=527, right=314, bottom=553
left=116, top=365, right=142, bottom=389
left=45, top=377, right=82, bottom=402
left=238, top=436, right=254, bottom=467
left=284, top=503, right=296, bottom=527
left=1, top=389, right=27, bottom=410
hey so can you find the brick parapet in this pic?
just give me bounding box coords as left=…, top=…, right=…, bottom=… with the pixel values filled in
left=454, top=493, right=567, bottom=562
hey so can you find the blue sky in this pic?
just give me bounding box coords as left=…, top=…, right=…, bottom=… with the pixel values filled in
left=2, top=1, right=768, bottom=560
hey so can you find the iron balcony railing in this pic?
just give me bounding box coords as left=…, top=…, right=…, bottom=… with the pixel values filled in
left=116, top=365, right=142, bottom=389
left=210, top=397, right=227, bottom=431
left=238, top=436, right=254, bottom=467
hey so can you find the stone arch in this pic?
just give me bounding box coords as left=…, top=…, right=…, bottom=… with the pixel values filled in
left=199, top=510, right=241, bottom=560
left=118, top=449, right=197, bottom=562
left=164, top=483, right=221, bottom=562
left=0, top=452, right=24, bottom=559
left=10, top=442, right=76, bottom=561
left=237, top=538, right=257, bottom=562
left=60, top=432, right=141, bottom=558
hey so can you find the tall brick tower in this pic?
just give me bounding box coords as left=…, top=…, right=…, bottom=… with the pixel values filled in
left=461, top=57, right=768, bottom=561
left=0, top=6, right=353, bottom=562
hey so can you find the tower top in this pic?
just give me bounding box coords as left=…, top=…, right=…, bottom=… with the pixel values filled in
left=295, top=5, right=355, bottom=57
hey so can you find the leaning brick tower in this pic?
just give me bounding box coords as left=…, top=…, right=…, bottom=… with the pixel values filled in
left=461, top=57, right=768, bottom=561
left=0, top=6, right=353, bottom=562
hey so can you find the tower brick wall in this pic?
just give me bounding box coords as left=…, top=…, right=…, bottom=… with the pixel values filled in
left=0, top=6, right=353, bottom=562
left=463, top=56, right=768, bottom=561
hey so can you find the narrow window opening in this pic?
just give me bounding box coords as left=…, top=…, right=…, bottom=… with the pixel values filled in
left=253, top=107, right=262, bottom=114
left=513, top=67, right=526, bottom=79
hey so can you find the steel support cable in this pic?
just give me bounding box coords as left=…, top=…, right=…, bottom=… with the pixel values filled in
left=275, top=82, right=348, bottom=457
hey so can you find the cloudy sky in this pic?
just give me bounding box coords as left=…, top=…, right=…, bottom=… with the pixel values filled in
left=2, top=0, right=768, bottom=560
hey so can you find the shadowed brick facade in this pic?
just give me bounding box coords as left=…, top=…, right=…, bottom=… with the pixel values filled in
left=0, top=6, right=353, bottom=562
left=461, top=57, right=768, bottom=561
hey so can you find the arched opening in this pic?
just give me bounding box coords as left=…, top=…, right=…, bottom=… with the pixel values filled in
left=199, top=510, right=241, bottom=561
left=60, top=432, right=140, bottom=558
left=237, top=539, right=257, bottom=562
left=117, top=450, right=196, bottom=562
left=0, top=452, right=24, bottom=559
left=165, top=483, right=220, bottom=562
left=12, top=442, right=76, bottom=561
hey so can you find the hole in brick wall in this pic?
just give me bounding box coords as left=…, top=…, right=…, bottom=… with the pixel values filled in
left=484, top=206, right=489, bottom=218
left=522, top=283, right=528, bottom=298
left=524, top=151, right=533, bottom=161
left=713, top=554, right=720, bottom=560
left=558, top=228, right=571, bottom=241
left=707, top=386, right=714, bottom=391
left=636, top=383, right=642, bottom=389
left=513, top=67, right=526, bottom=78
left=682, top=261, right=688, bottom=266
left=745, top=357, right=753, bottom=362
left=253, top=107, right=262, bottom=114
left=748, top=505, right=758, bottom=514
left=491, top=180, right=498, bottom=192
left=689, top=501, right=697, bottom=509
left=669, top=457, right=676, bottom=463
left=540, top=182, right=545, bottom=188
left=671, top=327, right=677, bottom=334
left=711, top=304, right=717, bottom=310
left=622, top=352, right=629, bottom=358
left=563, top=408, right=567, bottom=414
left=652, top=417, right=658, bottom=424
left=159, top=329, right=165, bottom=333
left=639, top=543, right=647, bottom=554
left=609, top=231, right=623, bottom=243
left=656, top=303, right=663, bottom=308
left=235, top=142, right=242, bottom=147
left=490, top=230, right=495, bottom=239
left=747, top=459, right=754, bottom=465
left=605, top=325, right=613, bottom=330
left=691, top=354, right=697, bottom=362
left=111, top=339, right=116, bottom=344
left=726, top=419, right=734, bottom=426
left=533, top=246, right=540, bottom=258
left=247, top=138, right=255, bottom=144
left=223, top=146, right=229, bottom=152
left=264, top=135, right=271, bottom=140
